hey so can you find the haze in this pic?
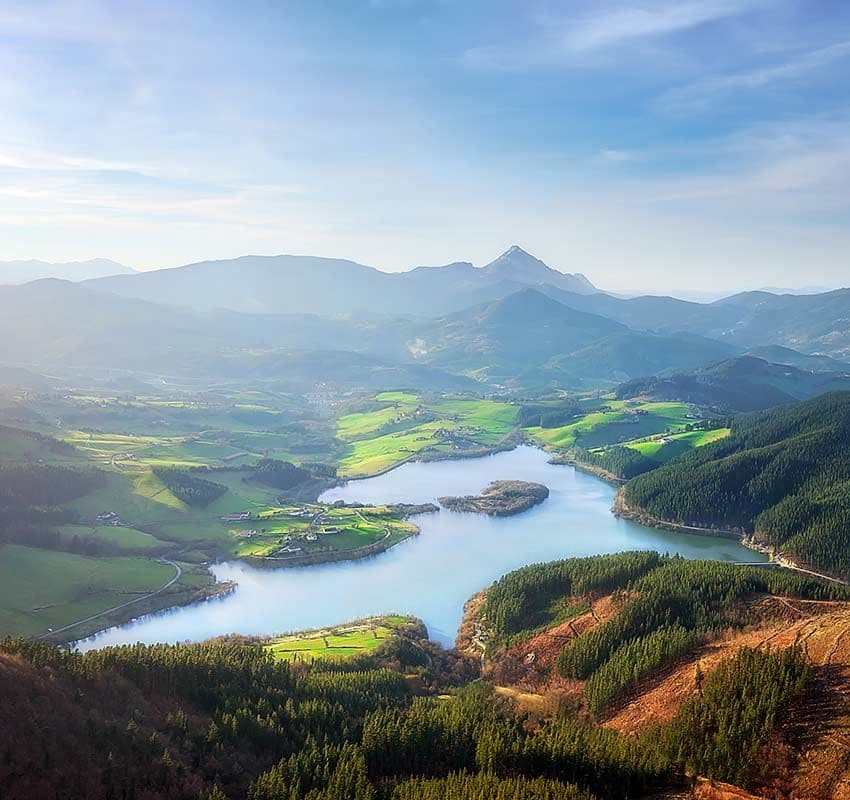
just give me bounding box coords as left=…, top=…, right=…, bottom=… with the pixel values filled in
left=2, top=0, right=850, bottom=293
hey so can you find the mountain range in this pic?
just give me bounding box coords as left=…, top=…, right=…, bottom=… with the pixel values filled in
left=0, top=258, right=134, bottom=284
left=0, top=245, right=848, bottom=391
left=617, top=355, right=850, bottom=412
left=86, top=245, right=597, bottom=316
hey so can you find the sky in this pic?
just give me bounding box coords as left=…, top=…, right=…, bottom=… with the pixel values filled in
left=1, top=0, right=849, bottom=293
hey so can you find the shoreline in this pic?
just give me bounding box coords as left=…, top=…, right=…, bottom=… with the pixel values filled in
left=551, top=455, right=626, bottom=486
left=61, top=579, right=236, bottom=648
left=244, top=527, right=411, bottom=569
left=613, top=487, right=848, bottom=585
left=60, top=444, right=845, bottom=650
left=335, top=439, right=519, bottom=484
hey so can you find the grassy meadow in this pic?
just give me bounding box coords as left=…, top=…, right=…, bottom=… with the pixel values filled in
left=336, top=393, right=518, bottom=477
left=265, top=615, right=414, bottom=662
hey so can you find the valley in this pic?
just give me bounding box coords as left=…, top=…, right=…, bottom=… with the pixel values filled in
left=1, top=248, right=850, bottom=800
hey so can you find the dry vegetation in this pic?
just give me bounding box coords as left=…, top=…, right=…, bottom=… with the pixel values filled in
left=464, top=587, right=850, bottom=800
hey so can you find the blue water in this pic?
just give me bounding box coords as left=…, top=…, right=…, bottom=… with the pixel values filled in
left=77, top=446, right=764, bottom=650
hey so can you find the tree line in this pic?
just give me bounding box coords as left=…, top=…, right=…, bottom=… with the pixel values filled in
left=624, top=391, right=850, bottom=577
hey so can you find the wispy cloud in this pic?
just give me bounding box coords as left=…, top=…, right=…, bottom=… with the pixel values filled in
left=661, top=39, right=850, bottom=108
left=563, top=0, right=759, bottom=53
left=0, top=145, right=148, bottom=174
left=465, top=0, right=762, bottom=69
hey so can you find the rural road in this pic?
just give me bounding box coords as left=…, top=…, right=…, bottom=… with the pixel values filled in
left=35, top=558, right=183, bottom=641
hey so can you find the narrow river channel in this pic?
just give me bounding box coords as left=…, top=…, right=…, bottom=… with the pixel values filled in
left=77, top=446, right=765, bottom=650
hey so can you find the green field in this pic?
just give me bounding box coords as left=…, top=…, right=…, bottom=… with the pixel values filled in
left=336, top=394, right=518, bottom=477
left=625, top=427, right=730, bottom=462
left=58, top=524, right=165, bottom=551
left=265, top=615, right=413, bottom=661
left=526, top=400, right=693, bottom=451
left=0, top=545, right=195, bottom=637
left=233, top=505, right=417, bottom=558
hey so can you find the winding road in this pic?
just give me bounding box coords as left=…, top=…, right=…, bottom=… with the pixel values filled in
left=35, top=558, right=183, bottom=641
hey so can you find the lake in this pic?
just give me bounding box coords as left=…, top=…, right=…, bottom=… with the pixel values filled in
left=77, top=446, right=765, bottom=650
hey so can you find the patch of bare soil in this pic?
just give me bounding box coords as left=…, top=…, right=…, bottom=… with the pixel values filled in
left=603, top=598, right=846, bottom=736
left=600, top=599, right=850, bottom=800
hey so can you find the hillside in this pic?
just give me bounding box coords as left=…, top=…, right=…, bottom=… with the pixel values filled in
left=542, top=285, right=850, bottom=360
left=411, top=289, right=736, bottom=387
left=617, top=355, right=850, bottom=411
left=88, top=246, right=597, bottom=317
left=623, top=392, right=850, bottom=577
left=465, top=552, right=850, bottom=800
left=0, top=280, right=734, bottom=391
left=7, top=552, right=850, bottom=800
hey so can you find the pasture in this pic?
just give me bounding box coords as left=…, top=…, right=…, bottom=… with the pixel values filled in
left=265, top=615, right=413, bottom=661
left=526, top=400, right=693, bottom=450
left=0, top=545, right=184, bottom=636
left=626, top=427, right=730, bottom=462
left=336, top=393, right=518, bottom=477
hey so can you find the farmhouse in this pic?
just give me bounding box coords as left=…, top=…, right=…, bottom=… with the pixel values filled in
left=221, top=511, right=252, bottom=522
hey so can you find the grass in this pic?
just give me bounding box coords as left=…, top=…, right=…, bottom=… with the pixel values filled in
left=336, top=394, right=518, bottom=477
left=57, top=524, right=165, bottom=551
left=626, top=427, right=731, bottom=463
left=526, top=401, right=693, bottom=451
left=338, top=420, right=446, bottom=477
left=265, top=615, right=414, bottom=662
left=0, top=545, right=179, bottom=636
left=230, top=505, right=417, bottom=558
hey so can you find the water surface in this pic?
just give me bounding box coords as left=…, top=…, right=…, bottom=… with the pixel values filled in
left=78, top=446, right=764, bottom=650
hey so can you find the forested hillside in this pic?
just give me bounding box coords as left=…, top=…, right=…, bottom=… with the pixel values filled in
left=0, top=603, right=822, bottom=800
left=624, top=392, right=850, bottom=576
left=617, top=355, right=850, bottom=411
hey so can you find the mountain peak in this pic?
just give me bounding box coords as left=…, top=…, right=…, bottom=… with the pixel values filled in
left=481, top=246, right=597, bottom=295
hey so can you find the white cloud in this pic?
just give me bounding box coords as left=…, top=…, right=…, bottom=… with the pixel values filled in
left=0, top=145, right=148, bottom=174
left=464, top=0, right=762, bottom=71
left=564, top=0, right=759, bottom=53
left=661, top=39, right=850, bottom=108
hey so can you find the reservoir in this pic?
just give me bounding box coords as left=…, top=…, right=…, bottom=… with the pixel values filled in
left=77, top=446, right=765, bottom=650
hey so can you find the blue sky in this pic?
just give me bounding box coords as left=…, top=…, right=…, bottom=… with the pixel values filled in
left=1, top=0, right=849, bottom=292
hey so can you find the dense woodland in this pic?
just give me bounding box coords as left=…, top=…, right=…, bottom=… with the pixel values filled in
left=483, top=552, right=847, bottom=716
left=154, top=467, right=228, bottom=508
left=624, top=392, right=850, bottom=576
left=251, top=458, right=312, bottom=490
left=0, top=591, right=815, bottom=800
left=516, top=400, right=581, bottom=429
left=0, top=463, right=103, bottom=549
left=572, top=444, right=657, bottom=479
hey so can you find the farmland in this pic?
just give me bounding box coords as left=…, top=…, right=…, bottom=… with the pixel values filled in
left=525, top=399, right=694, bottom=451
left=0, top=545, right=211, bottom=638
left=336, top=393, right=519, bottom=477
left=624, top=427, right=730, bottom=463
left=264, top=614, right=416, bottom=661
left=231, top=504, right=420, bottom=559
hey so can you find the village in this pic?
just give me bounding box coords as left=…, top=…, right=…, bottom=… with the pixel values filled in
left=218, top=502, right=417, bottom=560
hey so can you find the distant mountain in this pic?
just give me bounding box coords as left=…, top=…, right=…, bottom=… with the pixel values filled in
left=745, top=345, right=850, bottom=373
left=0, top=279, right=474, bottom=391
left=617, top=355, right=850, bottom=412
left=0, top=258, right=134, bottom=284
left=403, top=288, right=736, bottom=388
left=86, top=246, right=597, bottom=316
left=537, top=285, right=850, bottom=360
left=0, top=280, right=736, bottom=391
left=477, top=245, right=595, bottom=294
